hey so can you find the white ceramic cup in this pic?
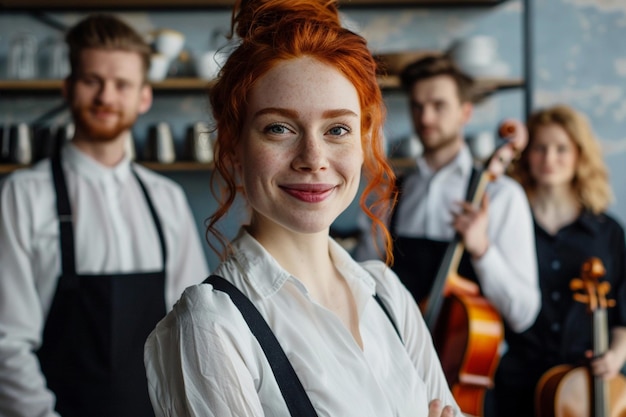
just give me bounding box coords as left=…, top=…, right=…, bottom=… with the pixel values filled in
left=154, top=29, right=185, bottom=60
left=196, top=50, right=227, bottom=80
left=448, top=36, right=498, bottom=69
left=468, top=131, right=495, bottom=161
left=148, top=53, right=170, bottom=82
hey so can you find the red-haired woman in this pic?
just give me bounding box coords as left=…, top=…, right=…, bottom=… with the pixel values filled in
left=492, top=104, right=626, bottom=417
left=144, top=0, right=460, bottom=416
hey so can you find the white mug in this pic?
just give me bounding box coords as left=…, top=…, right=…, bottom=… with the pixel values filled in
left=154, top=29, right=185, bottom=60
left=9, top=122, right=33, bottom=164
left=468, top=131, right=495, bottom=161
left=146, top=122, right=176, bottom=164
left=186, top=122, right=213, bottom=163
left=148, top=53, right=170, bottom=82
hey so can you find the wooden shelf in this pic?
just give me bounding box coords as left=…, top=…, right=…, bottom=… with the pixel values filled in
left=0, top=0, right=504, bottom=9
left=0, top=161, right=215, bottom=174
left=0, top=164, right=26, bottom=174
left=0, top=76, right=522, bottom=94
left=0, top=78, right=213, bottom=92
left=0, top=159, right=419, bottom=174
left=140, top=161, right=214, bottom=171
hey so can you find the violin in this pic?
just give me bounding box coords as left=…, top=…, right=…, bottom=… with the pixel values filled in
left=421, top=120, right=527, bottom=417
left=535, top=257, right=626, bottom=417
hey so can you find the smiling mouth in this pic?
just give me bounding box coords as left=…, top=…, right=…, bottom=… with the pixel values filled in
left=280, top=184, right=336, bottom=203
left=93, top=111, right=118, bottom=119
left=90, top=106, right=120, bottom=118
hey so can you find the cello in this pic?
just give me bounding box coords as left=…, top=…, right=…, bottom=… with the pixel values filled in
left=535, top=257, right=626, bottom=417
left=421, top=120, right=527, bottom=417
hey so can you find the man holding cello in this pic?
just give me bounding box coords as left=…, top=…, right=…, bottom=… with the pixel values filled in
left=353, top=54, right=541, bottom=416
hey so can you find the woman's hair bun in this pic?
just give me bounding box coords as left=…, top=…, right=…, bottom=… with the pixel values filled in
left=232, top=0, right=341, bottom=41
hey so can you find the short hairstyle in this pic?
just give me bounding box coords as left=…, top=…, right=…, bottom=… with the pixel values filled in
left=510, top=104, right=613, bottom=214
left=207, top=0, right=396, bottom=263
left=65, top=14, right=152, bottom=82
left=399, top=54, right=475, bottom=103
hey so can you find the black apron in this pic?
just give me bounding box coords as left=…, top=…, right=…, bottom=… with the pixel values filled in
left=390, top=170, right=480, bottom=304
left=36, top=155, right=166, bottom=417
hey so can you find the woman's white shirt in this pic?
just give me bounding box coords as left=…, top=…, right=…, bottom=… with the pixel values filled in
left=144, top=229, right=459, bottom=417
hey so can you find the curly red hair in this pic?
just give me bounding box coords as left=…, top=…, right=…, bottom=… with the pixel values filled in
left=207, top=0, right=396, bottom=263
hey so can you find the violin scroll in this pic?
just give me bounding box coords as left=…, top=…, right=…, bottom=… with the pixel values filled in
left=485, top=119, right=528, bottom=180
left=570, top=257, right=616, bottom=313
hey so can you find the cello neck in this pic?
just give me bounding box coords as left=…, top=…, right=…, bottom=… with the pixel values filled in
left=422, top=169, right=489, bottom=330
left=421, top=120, right=526, bottom=330
left=592, top=308, right=609, bottom=417
left=423, top=237, right=464, bottom=330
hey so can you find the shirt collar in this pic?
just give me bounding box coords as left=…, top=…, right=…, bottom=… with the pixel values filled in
left=231, top=228, right=377, bottom=299
left=534, top=210, right=602, bottom=237
left=576, top=210, right=602, bottom=235
left=62, top=142, right=132, bottom=185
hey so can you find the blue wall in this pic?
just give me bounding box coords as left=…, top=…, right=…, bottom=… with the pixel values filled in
left=1, top=0, right=625, bottom=268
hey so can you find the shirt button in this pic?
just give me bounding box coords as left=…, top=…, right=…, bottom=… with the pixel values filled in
left=551, top=323, right=560, bottom=332
left=551, top=291, right=561, bottom=301
left=551, top=260, right=561, bottom=270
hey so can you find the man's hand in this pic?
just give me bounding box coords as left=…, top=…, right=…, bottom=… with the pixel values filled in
left=452, top=194, right=490, bottom=259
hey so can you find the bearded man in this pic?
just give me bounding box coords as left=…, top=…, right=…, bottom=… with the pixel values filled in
left=0, top=14, right=208, bottom=417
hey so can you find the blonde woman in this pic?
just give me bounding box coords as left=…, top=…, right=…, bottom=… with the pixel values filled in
left=492, top=104, right=626, bottom=417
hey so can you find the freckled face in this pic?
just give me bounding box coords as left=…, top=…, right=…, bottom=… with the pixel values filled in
left=237, top=57, right=363, bottom=235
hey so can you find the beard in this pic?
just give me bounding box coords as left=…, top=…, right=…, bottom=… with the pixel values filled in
left=72, top=104, right=137, bottom=143
left=418, top=127, right=459, bottom=154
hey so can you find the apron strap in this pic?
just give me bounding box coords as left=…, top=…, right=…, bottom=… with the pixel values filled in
left=132, top=167, right=168, bottom=268
left=51, top=155, right=168, bottom=279
left=51, top=155, right=77, bottom=278
left=203, top=274, right=319, bottom=417
left=390, top=166, right=480, bottom=239
left=388, top=174, right=406, bottom=239
left=464, top=166, right=481, bottom=201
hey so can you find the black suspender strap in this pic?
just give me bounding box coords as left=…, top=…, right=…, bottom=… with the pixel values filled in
left=203, top=275, right=404, bottom=416
left=373, top=294, right=403, bottom=343
left=203, top=275, right=319, bottom=417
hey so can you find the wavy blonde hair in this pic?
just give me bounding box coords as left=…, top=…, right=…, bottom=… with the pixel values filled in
left=206, top=0, right=397, bottom=263
left=511, top=104, right=613, bottom=214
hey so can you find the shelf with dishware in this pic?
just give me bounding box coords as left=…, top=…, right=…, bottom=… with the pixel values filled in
left=0, top=78, right=215, bottom=93
left=0, top=0, right=507, bottom=10
left=374, top=50, right=525, bottom=100
left=0, top=74, right=522, bottom=95
left=0, top=158, right=420, bottom=175
left=0, top=161, right=215, bottom=174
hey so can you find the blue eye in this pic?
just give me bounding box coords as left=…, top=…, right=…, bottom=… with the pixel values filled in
left=266, top=124, right=290, bottom=135
left=328, top=125, right=349, bottom=137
